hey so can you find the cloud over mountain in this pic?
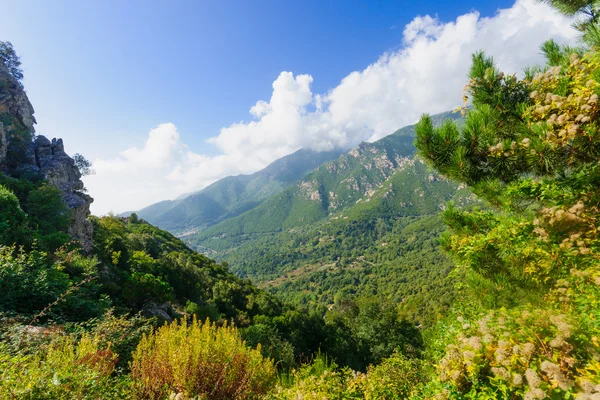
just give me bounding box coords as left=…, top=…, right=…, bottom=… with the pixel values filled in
left=86, top=0, right=577, bottom=214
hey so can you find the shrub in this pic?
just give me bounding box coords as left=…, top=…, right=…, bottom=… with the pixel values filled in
left=25, top=184, right=70, bottom=250
left=130, top=318, right=276, bottom=399
left=269, top=353, right=363, bottom=400
left=70, top=309, right=154, bottom=371
left=0, top=184, right=26, bottom=245
left=270, top=352, right=423, bottom=399
left=0, top=335, right=131, bottom=399
left=361, top=352, right=423, bottom=399
left=0, top=246, right=70, bottom=315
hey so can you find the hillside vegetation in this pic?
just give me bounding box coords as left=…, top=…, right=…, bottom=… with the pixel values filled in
left=3, top=0, right=600, bottom=397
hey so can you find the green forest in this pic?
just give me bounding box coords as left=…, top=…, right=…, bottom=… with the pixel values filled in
left=2, top=0, right=600, bottom=398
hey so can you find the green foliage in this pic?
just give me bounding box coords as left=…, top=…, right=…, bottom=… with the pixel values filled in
left=270, top=351, right=424, bottom=399
left=73, top=153, right=94, bottom=176
left=0, top=335, right=131, bottom=399
left=69, top=309, right=154, bottom=371
left=325, top=298, right=423, bottom=369
left=0, top=246, right=105, bottom=321
left=0, top=41, right=23, bottom=82
left=26, top=184, right=71, bottom=249
left=0, top=184, right=26, bottom=245
left=0, top=176, right=71, bottom=250
left=130, top=318, right=277, bottom=400
left=415, top=34, right=600, bottom=398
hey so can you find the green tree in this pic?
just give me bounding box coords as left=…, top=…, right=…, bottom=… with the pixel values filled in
left=0, top=41, right=23, bottom=82
left=415, top=31, right=600, bottom=400
left=73, top=153, right=95, bottom=176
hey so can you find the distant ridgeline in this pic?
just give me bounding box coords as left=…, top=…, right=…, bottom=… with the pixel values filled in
left=183, top=111, right=475, bottom=324
left=126, top=148, right=344, bottom=235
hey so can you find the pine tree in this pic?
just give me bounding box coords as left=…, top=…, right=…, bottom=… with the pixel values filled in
left=415, top=5, right=600, bottom=398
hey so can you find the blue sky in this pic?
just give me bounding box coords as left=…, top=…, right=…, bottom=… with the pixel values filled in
left=0, top=0, right=576, bottom=213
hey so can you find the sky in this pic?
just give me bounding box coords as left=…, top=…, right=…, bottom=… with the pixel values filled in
left=0, top=0, right=578, bottom=214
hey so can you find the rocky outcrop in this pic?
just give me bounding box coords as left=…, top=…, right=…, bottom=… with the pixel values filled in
left=0, top=62, right=94, bottom=250
left=0, top=63, right=36, bottom=134
left=34, top=136, right=94, bottom=250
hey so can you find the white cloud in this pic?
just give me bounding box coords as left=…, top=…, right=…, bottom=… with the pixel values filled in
left=87, top=0, right=577, bottom=215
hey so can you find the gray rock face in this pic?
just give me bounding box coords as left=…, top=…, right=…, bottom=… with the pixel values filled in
left=0, top=63, right=36, bottom=134
left=34, top=135, right=94, bottom=250
left=142, top=302, right=173, bottom=323
left=0, top=62, right=94, bottom=250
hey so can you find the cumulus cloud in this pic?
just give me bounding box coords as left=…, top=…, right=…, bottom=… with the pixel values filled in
left=87, top=0, right=577, bottom=215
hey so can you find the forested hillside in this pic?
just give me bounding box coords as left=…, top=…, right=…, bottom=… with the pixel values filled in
left=195, top=155, right=475, bottom=325
left=130, top=148, right=343, bottom=235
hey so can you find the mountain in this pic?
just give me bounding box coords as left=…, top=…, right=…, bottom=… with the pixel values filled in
left=182, top=111, right=473, bottom=324
left=186, top=111, right=463, bottom=248
left=129, top=148, right=343, bottom=235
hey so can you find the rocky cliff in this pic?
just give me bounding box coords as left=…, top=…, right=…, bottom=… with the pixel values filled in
left=0, top=62, right=94, bottom=249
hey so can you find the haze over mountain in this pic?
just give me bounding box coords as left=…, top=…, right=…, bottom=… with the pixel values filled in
left=127, top=148, right=343, bottom=234
left=186, top=111, right=462, bottom=247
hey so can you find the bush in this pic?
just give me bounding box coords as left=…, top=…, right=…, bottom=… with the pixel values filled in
left=0, top=335, right=131, bottom=399
left=25, top=184, right=70, bottom=250
left=70, top=309, right=154, bottom=371
left=130, top=318, right=276, bottom=399
left=0, top=184, right=26, bottom=245
left=361, top=352, right=423, bottom=399
left=0, top=246, right=70, bottom=315
left=270, top=352, right=423, bottom=399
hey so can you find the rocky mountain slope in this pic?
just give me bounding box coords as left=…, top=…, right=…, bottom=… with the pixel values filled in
left=0, top=61, right=93, bottom=248
left=186, top=111, right=463, bottom=249
left=129, top=148, right=343, bottom=235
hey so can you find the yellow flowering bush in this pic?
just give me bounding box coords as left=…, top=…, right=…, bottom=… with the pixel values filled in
left=130, top=318, right=276, bottom=400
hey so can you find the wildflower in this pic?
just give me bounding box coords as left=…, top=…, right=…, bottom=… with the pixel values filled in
left=512, top=373, right=523, bottom=387
left=550, top=315, right=572, bottom=338
left=549, top=336, right=563, bottom=348
left=524, top=387, right=546, bottom=400
left=525, top=369, right=541, bottom=388
left=541, top=360, right=571, bottom=390
left=491, top=367, right=510, bottom=380
left=467, top=336, right=482, bottom=351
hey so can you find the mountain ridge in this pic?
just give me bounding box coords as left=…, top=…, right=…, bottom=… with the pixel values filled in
left=128, top=148, right=344, bottom=234
left=186, top=110, right=463, bottom=248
